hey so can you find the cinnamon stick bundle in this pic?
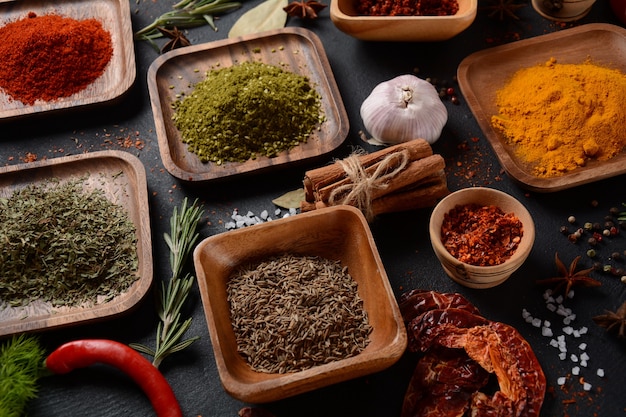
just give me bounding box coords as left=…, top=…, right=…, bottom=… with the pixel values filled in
left=301, top=139, right=449, bottom=220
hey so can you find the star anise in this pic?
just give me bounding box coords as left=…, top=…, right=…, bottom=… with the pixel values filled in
left=593, top=300, right=626, bottom=339
left=158, top=26, right=191, bottom=53
left=481, top=0, right=526, bottom=20
left=283, top=0, right=327, bottom=19
left=536, top=253, right=601, bottom=297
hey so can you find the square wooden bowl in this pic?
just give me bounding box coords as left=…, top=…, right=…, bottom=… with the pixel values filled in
left=193, top=205, right=407, bottom=403
left=330, top=0, right=477, bottom=41
left=457, top=24, right=626, bottom=192
left=0, top=0, right=136, bottom=120
left=148, top=27, right=348, bottom=182
left=0, top=151, right=152, bottom=336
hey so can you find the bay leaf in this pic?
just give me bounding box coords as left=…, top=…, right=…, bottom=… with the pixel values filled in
left=272, top=188, right=305, bottom=209
left=228, top=0, right=288, bottom=38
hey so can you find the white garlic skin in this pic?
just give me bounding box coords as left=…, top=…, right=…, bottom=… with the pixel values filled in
left=360, top=74, right=448, bottom=145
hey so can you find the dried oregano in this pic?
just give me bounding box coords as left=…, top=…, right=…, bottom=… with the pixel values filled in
left=172, top=61, right=324, bottom=164
left=0, top=178, right=138, bottom=307
left=227, top=254, right=372, bottom=374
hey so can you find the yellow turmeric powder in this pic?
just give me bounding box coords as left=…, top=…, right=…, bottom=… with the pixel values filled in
left=491, top=57, right=626, bottom=178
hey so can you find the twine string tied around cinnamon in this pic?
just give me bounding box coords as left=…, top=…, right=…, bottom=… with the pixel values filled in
left=328, top=149, right=410, bottom=221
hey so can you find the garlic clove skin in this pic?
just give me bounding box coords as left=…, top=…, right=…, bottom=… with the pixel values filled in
left=360, top=74, right=448, bottom=145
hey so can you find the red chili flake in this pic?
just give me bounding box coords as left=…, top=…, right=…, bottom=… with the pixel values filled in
left=441, top=203, right=524, bottom=266
left=356, top=0, right=459, bottom=16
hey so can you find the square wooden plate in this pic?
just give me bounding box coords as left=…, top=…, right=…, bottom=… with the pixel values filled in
left=0, top=151, right=152, bottom=337
left=0, top=0, right=136, bottom=120
left=457, top=23, right=626, bottom=192
left=193, top=206, right=407, bottom=403
left=148, top=27, right=349, bottom=182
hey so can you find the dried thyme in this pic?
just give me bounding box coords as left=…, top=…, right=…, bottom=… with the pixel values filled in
left=172, top=61, right=324, bottom=164
left=0, top=178, right=138, bottom=307
left=227, top=254, right=372, bottom=374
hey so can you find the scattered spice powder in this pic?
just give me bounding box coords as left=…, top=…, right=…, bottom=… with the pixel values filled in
left=491, top=58, right=626, bottom=178
left=0, top=12, right=113, bottom=105
left=227, top=254, right=372, bottom=374
left=357, top=0, right=459, bottom=16
left=441, top=203, right=523, bottom=266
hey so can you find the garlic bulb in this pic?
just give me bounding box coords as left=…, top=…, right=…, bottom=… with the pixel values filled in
left=360, top=74, right=448, bottom=146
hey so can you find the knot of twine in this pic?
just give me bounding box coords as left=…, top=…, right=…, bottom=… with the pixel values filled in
left=328, top=150, right=409, bottom=221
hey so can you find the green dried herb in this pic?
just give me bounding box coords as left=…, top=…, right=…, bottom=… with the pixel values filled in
left=0, top=335, right=46, bottom=416
left=0, top=178, right=138, bottom=307
left=172, top=61, right=325, bottom=164
left=131, top=198, right=204, bottom=368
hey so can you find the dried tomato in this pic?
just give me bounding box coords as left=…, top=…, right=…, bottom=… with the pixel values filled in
left=441, top=203, right=523, bottom=266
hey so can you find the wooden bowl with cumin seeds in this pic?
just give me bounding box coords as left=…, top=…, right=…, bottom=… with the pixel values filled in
left=193, top=205, right=407, bottom=403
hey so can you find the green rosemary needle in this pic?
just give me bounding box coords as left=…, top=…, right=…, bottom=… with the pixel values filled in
left=134, top=0, right=242, bottom=43
left=131, top=198, right=204, bottom=368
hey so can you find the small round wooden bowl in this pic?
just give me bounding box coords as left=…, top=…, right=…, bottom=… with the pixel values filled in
left=330, top=0, right=477, bottom=42
left=429, top=187, right=535, bottom=289
left=193, top=205, right=407, bottom=403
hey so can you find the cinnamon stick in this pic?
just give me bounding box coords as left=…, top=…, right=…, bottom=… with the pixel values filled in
left=318, top=153, right=445, bottom=204
left=301, top=171, right=449, bottom=216
left=303, top=139, right=433, bottom=202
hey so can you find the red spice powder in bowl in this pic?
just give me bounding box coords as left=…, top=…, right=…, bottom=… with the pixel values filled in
left=429, top=187, right=535, bottom=289
left=329, top=0, right=477, bottom=42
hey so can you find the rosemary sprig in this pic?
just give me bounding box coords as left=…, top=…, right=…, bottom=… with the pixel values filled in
left=134, top=0, right=243, bottom=49
left=131, top=198, right=204, bottom=369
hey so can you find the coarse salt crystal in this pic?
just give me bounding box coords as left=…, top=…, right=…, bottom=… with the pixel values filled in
left=532, top=318, right=542, bottom=327
left=563, top=326, right=574, bottom=335
left=550, top=339, right=559, bottom=348
left=597, top=368, right=605, bottom=377
left=274, top=208, right=281, bottom=216
left=557, top=376, right=567, bottom=386
left=542, top=327, right=553, bottom=337
left=522, top=309, right=531, bottom=319
left=578, top=343, right=587, bottom=350
left=544, top=320, right=551, bottom=327
left=583, top=382, right=592, bottom=391
left=571, top=354, right=578, bottom=362
left=581, top=360, right=588, bottom=368
left=572, top=366, right=580, bottom=375
left=580, top=352, right=590, bottom=361
left=559, top=352, right=567, bottom=360
left=260, top=210, right=269, bottom=220
left=546, top=303, right=557, bottom=312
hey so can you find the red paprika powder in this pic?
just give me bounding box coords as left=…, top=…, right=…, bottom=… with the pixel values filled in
left=441, top=203, right=523, bottom=266
left=0, top=12, right=113, bottom=105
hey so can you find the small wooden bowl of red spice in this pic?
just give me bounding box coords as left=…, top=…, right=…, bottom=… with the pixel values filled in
left=429, top=187, right=535, bottom=289
left=193, top=205, right=407, bottom=403
left=330, top=0, right=477, bottom=42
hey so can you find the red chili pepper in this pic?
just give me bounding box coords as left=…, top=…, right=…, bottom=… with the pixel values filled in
left=45, top=339, right=183, bottom=417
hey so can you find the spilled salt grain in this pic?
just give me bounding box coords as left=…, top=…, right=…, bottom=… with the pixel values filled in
left=557, top=376, right=567, bottom=386
left=572, top=366, right=580, bottom=375
left=597, top=368, right=605, bottom=377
